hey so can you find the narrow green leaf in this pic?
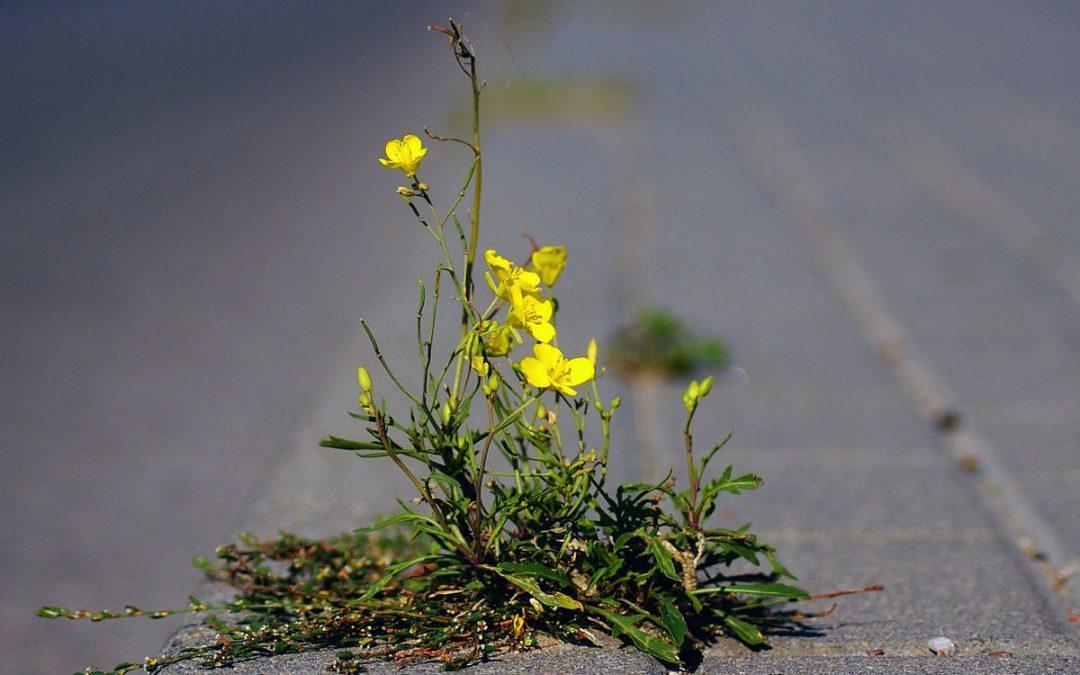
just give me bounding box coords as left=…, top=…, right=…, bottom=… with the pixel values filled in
left=645, top=536, right=682, bottom=583
left=354, top=511, right=437, bottom=535
left=36, top=606, right=65, bottom=619
left=699, top=431, right=733, bottom=472
left=483, top=565, right=583, bottom=610
left=657, top=595, right=688, bottom=648
left=723, top=614, right=765, bottom=645
left=589, top=606, right=680, bottom=665
left=319, top=436, right=383, bottom=451
left=498, top=562, right=573, bottom=588
left=350, top=555, right=443, bottom=604
left=721, top=582, right=809, bottom=598
left=765, top=549, right=798, bottom=580
left=716, top=539, right=761, bottom=565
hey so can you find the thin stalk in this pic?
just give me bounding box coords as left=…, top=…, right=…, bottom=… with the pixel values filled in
left=684, top=403, right=701, bottom=530
left=450, top=38, right=483, bottom=405
left=471, top=398, right=498, bottom=561
left=360, top=319, right=438, bottom=431
left=422, top=268, right=442, bottom=407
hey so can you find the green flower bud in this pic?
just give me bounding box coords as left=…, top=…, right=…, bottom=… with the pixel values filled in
left=700, top=375, right=714, bottom=397
left=357, top=366, right=373, bottom=392
left=683, top=380, right=700, bottom=412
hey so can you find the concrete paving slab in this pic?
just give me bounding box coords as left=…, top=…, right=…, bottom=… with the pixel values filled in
left=699, top=656, right=1080, bottom=675
left=704, top=537, right=1077, bottom=658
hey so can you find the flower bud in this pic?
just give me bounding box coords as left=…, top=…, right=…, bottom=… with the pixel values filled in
left=357, top=366, right=373, bottom=392
left=700, top=375, right=714, bottom=397
left=536, top=404, right=548, bottom=420
left=587, top=338, right=598, bottom=365
left=441, top=401, right=452, bottom=425
left=683, top=380, right=700, bottom=412
left=610, top=397, right=622, bottom=410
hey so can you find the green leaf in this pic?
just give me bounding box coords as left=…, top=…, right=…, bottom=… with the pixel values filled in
left=657, top=595, right=688, bottom=648
left=723, top=614, right=765, bottom=645
left=320, top=435, right=383, bottom=451
left=716, top=539, right=761, bottom=565
left=721, top=582, right=809, bottom=598
left=589, top=605, right=680, bottom=665
left=498, top=562, right=572, bottom=589
left=483, top=565, right=583, bottom=610
left=699, top=431, right=733, bottom=472
left=764, top=549, right=798, bottom=580
left=350, top=555, right=444, bottom=603
left=36, top=606, right=65, bottom=619
left=354, top=511, right=438, bottom=535
left=644, top=535, right=682, bottom=583
left=704, top=469, right=763, bottom=497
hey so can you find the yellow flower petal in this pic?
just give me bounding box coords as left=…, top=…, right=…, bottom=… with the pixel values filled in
left=529, top=321, right=556, bottom=343
left=532, top=343, right=562, bottom=365
left=520, top=357, right=551, bottom=388
left=486, top=249, right=542, bottom=301
left=565, top=358, right=595, bottom=386
left=403, top=134, right=425, bottom=156
left=507, top=295, right=556, bottom=343
left=531, top=246, right=567, bottom=286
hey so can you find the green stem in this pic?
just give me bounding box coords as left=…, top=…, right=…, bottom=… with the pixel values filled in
left=684, top=404, right=701, bottom=530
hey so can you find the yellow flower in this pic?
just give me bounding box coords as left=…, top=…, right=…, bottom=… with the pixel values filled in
left=531, top=246, right=567, bottom=286
left=485, top=249, right=541, bottom=303
left=379, top=134, right=427, bottom=178
left=482, top=321, right=517, bottom=357
left=586, top=338, right=597, bottom=366
left=508, top=294, right=556, bottom=343
left=520, top=343, right=595, bottom=397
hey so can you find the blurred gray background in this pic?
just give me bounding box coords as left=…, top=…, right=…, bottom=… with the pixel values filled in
left=3, top=2, right=1079, bottom=673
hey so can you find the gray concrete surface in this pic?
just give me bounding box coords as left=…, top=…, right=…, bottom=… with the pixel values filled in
left=6, top=2, right=1080, bottom=673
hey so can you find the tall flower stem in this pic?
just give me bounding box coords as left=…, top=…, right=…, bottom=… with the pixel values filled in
left=437, top=20, right=483, bottom=406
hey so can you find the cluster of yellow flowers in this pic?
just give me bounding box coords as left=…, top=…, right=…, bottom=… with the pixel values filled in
left=380, top=134, right=595, bottom=398
left=483, top=248, right=594, bottom=396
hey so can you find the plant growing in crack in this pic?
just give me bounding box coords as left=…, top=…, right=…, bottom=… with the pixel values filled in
left=39, top=20, right=880, bottom=675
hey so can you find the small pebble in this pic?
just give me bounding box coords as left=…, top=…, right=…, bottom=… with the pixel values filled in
left=865, top=648, right=885, bottom=656
left=927, top=636, right=955, bottom=656
left=991, top=650, right=1012, bottom=658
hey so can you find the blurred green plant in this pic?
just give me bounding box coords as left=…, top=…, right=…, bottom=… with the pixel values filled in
left=40, top=19, right=877, bottom=675
left=608, top=307, right=730, bottom=379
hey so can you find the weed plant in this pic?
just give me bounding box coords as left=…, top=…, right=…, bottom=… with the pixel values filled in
left=40, top=20, right=876, bottom=675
